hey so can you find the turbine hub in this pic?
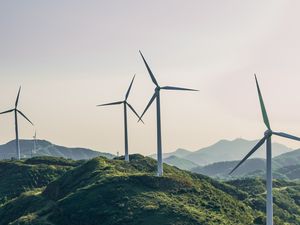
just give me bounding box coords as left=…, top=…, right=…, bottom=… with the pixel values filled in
left=155, top=86, right=160, bottom=92
left=264, top=130, right=272, bottom=137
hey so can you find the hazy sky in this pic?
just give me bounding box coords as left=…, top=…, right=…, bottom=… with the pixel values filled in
left=1, top=1, right=300, bottom=155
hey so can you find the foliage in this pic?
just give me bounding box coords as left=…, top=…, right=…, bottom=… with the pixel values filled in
left=0, top=155, right=299, bottom=224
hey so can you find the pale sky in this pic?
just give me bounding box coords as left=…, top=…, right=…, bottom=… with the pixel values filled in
left=1, top=1, right=300, bottom=155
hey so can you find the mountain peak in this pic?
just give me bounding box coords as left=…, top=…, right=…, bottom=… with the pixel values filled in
left=0, top=139, right=114, bottom=160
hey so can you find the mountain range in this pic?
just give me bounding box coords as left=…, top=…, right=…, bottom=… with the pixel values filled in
left=0, top=139, right=114, bottom=160
left=154, top=138, right=293, bottom=166
left=1, top=138, right=299, bottom=182
left=191, top=149, right=300, bottom=180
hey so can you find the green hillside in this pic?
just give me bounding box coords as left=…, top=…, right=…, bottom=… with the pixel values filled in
left=0, top=156, right=80, bottom=205
left=227, top=178, right=300, bottom=224
left=0, top=155, right=258, bottom=225
left=0, top=155, right=299, bottom=224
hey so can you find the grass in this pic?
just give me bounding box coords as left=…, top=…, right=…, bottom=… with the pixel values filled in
left=0, top=155, right=299, bottom=224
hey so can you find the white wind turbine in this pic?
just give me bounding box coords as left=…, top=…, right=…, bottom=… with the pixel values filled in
left=138, top=51, right=198, bottom=176
left=0, top=87, right=34, bottom=160
left=230, top=74, right=300, bottom=225
left=97, top=75, right=143, bottom=162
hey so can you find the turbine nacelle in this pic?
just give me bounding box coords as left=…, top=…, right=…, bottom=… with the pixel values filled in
left=0, top=87, right=34, bottom=126
left=230, top=75, right=300, bottom=176
left=264, top=130, right=272, bottom=137
left=97, top=75, right=144, bottom=122
left=138, top=51, right=198, bottom=123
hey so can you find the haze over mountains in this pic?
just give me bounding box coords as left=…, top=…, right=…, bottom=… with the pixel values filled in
left=1, top=138, right=299, bottom=181
left=0, top=140, right=114, bottom=160
left=148, top=138, right=300, bottom=180
left=191, top=149, right=300, bottom=179
left=153, top=138, right=293, bottom=166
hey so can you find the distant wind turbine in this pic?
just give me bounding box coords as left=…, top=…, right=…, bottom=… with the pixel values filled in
left=229, top=74, right=300, bottom=225
left=97, top=75, right=143, bottom=162
left=32, top=131, right=37, bottom=157
left=138, top=51, right=198, bottom=176
left=0, top=87, right=34, bottom=160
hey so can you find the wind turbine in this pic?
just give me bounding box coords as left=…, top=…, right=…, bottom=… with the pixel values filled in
left=229, top=74, right=300, bottom=225
left=138, top=51, right=198, bottom=176
left=32, top=131, right=37, bottom=157
left=0, top=87, right=34, bottom=160
left=97, top=75, right=143, bottom=162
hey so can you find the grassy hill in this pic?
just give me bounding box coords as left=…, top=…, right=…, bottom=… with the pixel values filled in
left=0, top=156, right=80, bottom=205
left=227, top=178, right=300, bottom=224
left=0, top=139, right=114, bottom=160
left=0, top=155, right=258, bottom=225
left=0, top=155, right=299, bottom=224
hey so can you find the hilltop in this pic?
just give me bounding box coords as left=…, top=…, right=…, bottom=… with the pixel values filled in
left=0, top=156, right=80, bottom=204
left=0, top=155, right=299, bottom=224
left=0, top=155, right=256, bottom=225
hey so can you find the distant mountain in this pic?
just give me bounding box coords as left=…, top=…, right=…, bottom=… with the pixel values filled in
left=192, top=158, right=266, bottom=179
left=183, top=138, right=292, bottom=166
left=192, top=158, right=283, bottom=180
left=192, top=152, right=300, bottom=180
left=273, top=149, right=300, bottom=167
left=149, top=148, right=192, bottom=159
left=275, top=164, right=300, bottom=180
left=0, top=140, right=114, bottom=160
left=164, top=155, right=199, bottom=170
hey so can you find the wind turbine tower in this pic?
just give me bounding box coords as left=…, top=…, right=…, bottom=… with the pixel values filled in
left=0, top=87, right=34, bottom=160
left=138, top=51, right=198, bottom=176
left=97, top=75, right=143, bottom=162
left=230, top=74, right=300, bottom=225
left=32, top=131, right=37, bottom=157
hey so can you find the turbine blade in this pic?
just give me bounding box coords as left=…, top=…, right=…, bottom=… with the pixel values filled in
left=97, top=101, right=123, bottom=107
left=255, top=74, right=271, bottom=130
left=125, top=75, right=136, bottom=100
left=273, top=132, right=300, bottom=141
left=0, top=109, right=14, bottom=115
left=139, top=92, right=157, bottom=122
left=139, top=50, right=159, bottom=87
left=15, top=86, right=21, bottom=108
left=161, top=86, right=199, bottom=91
left=229, top=135, right=267, bottom=175
left=17, top=110, right=34, bottom=125
left=126, top=102, right=144, bottom=124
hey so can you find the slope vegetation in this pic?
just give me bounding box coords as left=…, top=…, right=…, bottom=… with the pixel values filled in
left=0, top=155, right=257, bottom=225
